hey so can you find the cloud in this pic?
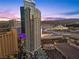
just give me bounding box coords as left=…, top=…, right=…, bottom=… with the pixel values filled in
left=60, top=11, right=79, bottom=16
left=0, top=9, right=18, bottom=19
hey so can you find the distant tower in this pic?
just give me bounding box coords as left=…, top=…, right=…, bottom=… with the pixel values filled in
left=21, top=0, right=41, bottom=52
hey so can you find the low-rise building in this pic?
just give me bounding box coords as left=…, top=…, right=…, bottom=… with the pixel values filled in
left=0, top=29, right=18, bottom=58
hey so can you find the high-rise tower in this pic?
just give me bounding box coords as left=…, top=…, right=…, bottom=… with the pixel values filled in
left=21, top=0, right=41, bottom=52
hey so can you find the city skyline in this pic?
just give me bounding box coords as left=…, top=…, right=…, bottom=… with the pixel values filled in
left=0, top=0, right=79, bottom=20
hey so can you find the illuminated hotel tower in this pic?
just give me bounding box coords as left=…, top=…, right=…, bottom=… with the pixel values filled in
left=21, top=0, right=41, bottom=52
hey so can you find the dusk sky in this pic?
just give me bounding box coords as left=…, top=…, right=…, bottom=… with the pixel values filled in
left=0, top=0, right=79, bottom=21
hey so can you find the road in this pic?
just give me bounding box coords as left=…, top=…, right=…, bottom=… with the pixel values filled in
left=52, top=31, right=79, bottom=39
left=45, top=49, right=66, bottom=59
left=56, top=43, right=79, bottom=59
left=42, top=30, right=79, bottom=59
left=44, top=43, right=79, bottom=59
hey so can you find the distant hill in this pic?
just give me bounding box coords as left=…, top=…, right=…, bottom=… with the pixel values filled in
left=41, top=18, right=79, bottom=25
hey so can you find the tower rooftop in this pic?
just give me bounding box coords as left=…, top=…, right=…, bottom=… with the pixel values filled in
left=24, top=0, right=35, bottom=3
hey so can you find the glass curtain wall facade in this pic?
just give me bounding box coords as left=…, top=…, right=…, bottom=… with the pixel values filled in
left=21, top=0, right=41, bottom=52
